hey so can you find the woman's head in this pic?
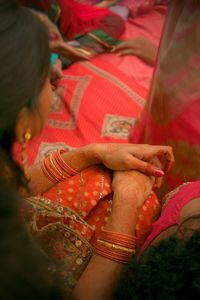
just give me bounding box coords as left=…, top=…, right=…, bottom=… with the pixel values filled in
left=115, top=229, right=200, bottom=299
left=0, top=0, right=51, bottom=155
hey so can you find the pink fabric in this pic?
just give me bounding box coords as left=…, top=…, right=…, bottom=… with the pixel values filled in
left=122, top=0, right=168, bottom=18
left=99, top=5, right=167, bottom=89
left=132, top=1, right=200, bottom=196
left=141, top=181, right=200, bottom=252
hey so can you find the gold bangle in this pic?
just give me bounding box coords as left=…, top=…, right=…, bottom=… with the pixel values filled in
left=49, top=153, right=66, bottom=180
left=76, top=47, right=92, bottom=56
left=97, top=239, right=136, bottom=254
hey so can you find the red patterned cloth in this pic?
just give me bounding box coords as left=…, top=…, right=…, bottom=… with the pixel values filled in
left=14, top=58, right=147, bottom=165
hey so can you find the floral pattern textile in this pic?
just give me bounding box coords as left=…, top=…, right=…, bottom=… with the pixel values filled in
left=24, top=166, right=160, bottom=293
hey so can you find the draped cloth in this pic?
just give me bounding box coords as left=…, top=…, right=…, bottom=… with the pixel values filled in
left=20, top=0, right=125, bottom=39
left=132, top=0, right=200, bottom=196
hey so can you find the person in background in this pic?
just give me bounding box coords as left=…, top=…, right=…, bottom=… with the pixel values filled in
left=131, top=0, right=200, bottom=197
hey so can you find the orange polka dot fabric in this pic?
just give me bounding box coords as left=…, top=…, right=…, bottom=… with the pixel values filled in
left=41, top=166, right=112, bottom=242
left=41, top=166, right=160, bottom=247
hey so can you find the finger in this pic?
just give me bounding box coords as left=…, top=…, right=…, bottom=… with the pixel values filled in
left=76, top=47, right=93, bottom=59
left=117, top=49, right=137, bottom=57
left=155, top=147, right=175, bottom=173
left=111, top=42, right=131, bottom=52
left=139, top=145, right=174, bottom=172
left=153, top=177, right=163, bottom=189
left=128, top=156, right=165, bottom=177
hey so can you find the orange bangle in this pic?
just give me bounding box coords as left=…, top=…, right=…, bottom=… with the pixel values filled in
left=95, top=230, right=136, bottom=264
left=97, top=239, right=135, bottom=254
left=99, top=229, right=137, bottom=248
left=41, top=149, right=79, bottom=183
left=95, top=243, right=134, bottom=264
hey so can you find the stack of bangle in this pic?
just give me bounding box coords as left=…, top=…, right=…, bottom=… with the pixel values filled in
left=41, top=149, right=78, bottom=183
left=95, top=229, right=136, bottom=264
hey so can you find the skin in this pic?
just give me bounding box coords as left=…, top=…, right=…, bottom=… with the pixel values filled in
left=29, top=143, right=173, bottom=195
left=36, top=11, right=93, bottom=62
left=14, top=66, right=174, bottom=300
left=14, top=72, right=174, bottom=196
left=49, top=40, right=93, bottom=61
left=96, top=0, right=119, bottom=8
left=50, top=58, right=63, bottom=84
left=147, top=196, right=200, bottom=246
left=112, top=37, right=158, bottom=66
left=73, top=178, right=200, bottom=300
left=73, top=170, right=154, bottom=300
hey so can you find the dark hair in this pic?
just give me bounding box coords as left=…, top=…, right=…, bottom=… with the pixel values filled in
left=0, top=176, right=64, bottom=299
left=0, top=0, right=50, bottom=186
left=114, top=232, right=200, bottom=299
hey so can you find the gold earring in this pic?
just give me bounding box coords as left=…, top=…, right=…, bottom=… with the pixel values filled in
left=21, top=128, right=32, bottom=181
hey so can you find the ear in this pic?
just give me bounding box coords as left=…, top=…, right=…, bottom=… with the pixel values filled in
left=15, top=107, right=41, bottom=144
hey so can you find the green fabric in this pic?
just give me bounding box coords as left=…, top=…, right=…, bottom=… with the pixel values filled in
left=48, top=0, right=59, bottom=23
left=89, top=29, right=121, bottom=46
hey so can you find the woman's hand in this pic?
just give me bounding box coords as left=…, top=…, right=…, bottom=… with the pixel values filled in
left=50, top=58, right=63, bottom=85
left=35, top=12, right=63, bottom=42
left=112, top=170, right=154, bottom=209
left=112, top=37, right=157, bottom=65
left=50, top=40, right=93, bottom=61
left=94, top=143, right=174, bottom=177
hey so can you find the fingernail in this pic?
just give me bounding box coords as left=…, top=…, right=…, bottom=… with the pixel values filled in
left=154, top=169, right=165, bottom=177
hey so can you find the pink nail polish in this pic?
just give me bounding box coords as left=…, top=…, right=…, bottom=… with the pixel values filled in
left=154, top=169, right=165, bottom=177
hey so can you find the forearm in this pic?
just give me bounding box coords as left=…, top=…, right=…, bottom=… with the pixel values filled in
left=96, top=0, right=119, bottom=8
left=28, top=144, right=101, bottom=195
left=73, top=189, right=140, bottom=300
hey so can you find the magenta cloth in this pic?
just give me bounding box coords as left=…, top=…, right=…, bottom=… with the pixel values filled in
left=141, top=181, right=200, bottom=253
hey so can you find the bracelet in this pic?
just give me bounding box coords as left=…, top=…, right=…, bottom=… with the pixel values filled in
left=54, top=149, right=78, bottom=177
left=94, top=229, right=136, bottom=264
left=49, top=153, right=67, bottom=181
left=100, top=229, right=137, bottom=248
left=41, top=149, right=78, bottom=183
left=97, top=239, right=135, bottom=254
left=95, top=242, right=134, bottom=264
left=41, top=156, right=58, bottom=183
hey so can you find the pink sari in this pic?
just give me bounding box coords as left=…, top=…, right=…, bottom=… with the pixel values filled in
left=132, top=0, right=200, bottom=196
left=122, top=0, right=169, bottom=17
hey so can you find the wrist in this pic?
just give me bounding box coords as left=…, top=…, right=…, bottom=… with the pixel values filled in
left=80, top=144, right=102, bottom=166
left=113, top=183, right=145, bottom=209
left=61, top=144, right=101, bottom=172
left=105, top=207, right=138, bottom=235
